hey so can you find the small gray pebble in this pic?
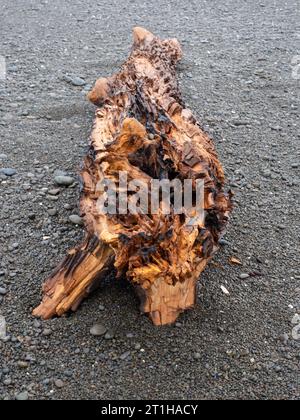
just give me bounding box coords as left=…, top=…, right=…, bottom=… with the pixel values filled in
left=0, top=168, right=17, bottom=177
left=54, top=175, right=75, bottom=187
left=17, top=361, right=29, bottom=369
left=69, top=215, right=83, bottom=226
left=90, top=323, right=107, bottom=337
left=279, top=333, right=289, bottom=344
left=42, top=329, right=52, bottom=337
left=104, top=330, right=115, bottom=340
left=48, top=209, right=58, bottom=217
left=3, top=378, right=12, bottom=386
left=33, top=319, right=41, bottom=329
left=64, top=75, right=86, bottom=87
left=120, top=351, right=131, bottom=361
left=54, top=379, right=64, bottom=388
left=219, top=239, right=231, bottom=246
left=48, top=189, right=60, bottom=196
left=16, top=391, right=29, bottom=401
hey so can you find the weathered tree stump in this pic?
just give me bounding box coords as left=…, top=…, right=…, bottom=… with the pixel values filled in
left=33, top=27, right=232, bottom=325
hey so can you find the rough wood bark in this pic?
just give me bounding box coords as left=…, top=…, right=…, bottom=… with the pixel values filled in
left=33, top=27, right=232, bottom=325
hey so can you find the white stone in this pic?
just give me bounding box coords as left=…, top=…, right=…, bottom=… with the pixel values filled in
left=0, top=315, right=7, bottom=340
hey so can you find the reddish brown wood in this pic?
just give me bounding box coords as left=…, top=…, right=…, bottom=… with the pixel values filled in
left=33, top=27, right=232, bottom=325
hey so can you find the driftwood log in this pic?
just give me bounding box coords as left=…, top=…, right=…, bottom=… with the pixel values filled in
left=33, top=28, right=232, bottom=325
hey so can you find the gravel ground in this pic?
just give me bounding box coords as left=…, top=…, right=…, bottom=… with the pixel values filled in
left=0, top=0, right=299, bottom=401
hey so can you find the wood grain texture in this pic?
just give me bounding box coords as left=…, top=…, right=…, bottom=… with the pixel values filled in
left=33, top=27, right=232, bottom=325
